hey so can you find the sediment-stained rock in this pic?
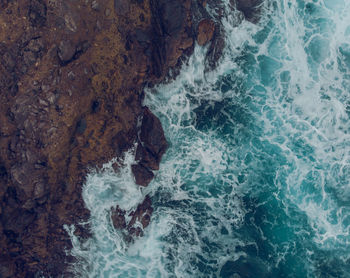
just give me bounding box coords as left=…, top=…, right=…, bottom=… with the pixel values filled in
left=0, top=0, right=195, bottom=277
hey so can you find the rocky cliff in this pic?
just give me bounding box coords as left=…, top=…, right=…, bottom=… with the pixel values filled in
left=0, top=0, right=258, bottom=276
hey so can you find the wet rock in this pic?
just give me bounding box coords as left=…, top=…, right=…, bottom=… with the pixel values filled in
left=135, top=143, right=159, bottom=170
left=236, top=0, right=263, bottom=22
left=128, top=195, right=153, bottom=230
left=111, top=131, right=136, bottom=157
left=111, top=196, right=153, bottom=239
left=0, top=0, right=193, bottom=276
left=131, top=107, right=167, bottom=186
left=111, top=207, right=126, bottom=229
left=197, top=19, right=216, bottom=46
left=199, top=0, right=207, bottom=7
left=129, top=107, right=167, bottom=187
left=57, top=40, right=76, bottom=64
left=206, top=27, right=225, bottom=70
left=139, top=107, right=168, bottom=162
left=148, top=0, right=194, bottom=79
left=131, top=164, right=154, bottom=186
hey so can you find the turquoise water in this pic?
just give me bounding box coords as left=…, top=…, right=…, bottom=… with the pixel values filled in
left=66, top=1, right=350, bottom=277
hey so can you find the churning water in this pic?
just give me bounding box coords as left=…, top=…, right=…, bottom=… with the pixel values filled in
left=66, top=0, right=350, bottom=277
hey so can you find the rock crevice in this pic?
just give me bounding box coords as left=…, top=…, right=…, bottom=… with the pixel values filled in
left=0, top=0, right=261, bottom=276
left=0, top=0, right=195, bottom=277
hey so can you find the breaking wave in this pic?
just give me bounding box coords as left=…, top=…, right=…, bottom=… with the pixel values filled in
left=67, top=1, right=350, bottom=277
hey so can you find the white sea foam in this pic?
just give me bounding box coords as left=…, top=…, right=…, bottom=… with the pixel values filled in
left=263, top=0, right=350, bottom=248
left=67, top=0, right=350, bottom=276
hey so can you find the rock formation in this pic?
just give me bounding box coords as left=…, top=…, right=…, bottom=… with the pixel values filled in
left=0, top=0, right=196, bottom=276
left=0, top=0, right=260, bottom=276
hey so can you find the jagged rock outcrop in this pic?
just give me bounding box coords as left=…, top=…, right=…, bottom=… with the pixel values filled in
left=131, top=107, right=168, bottom=187
left=111, top=195, right=153, bottom=240
left=0, top=0, right=194, bottom=277
left=197, top=19, right=216, bottom=46
left=0, top=0, right=261, bottom=276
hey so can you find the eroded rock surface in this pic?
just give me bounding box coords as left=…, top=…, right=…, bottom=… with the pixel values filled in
left=112, top=195, right=153, bottom=241
left=0, top=0, right=195, bottom=277
left=197, top=18, right=216, bottom=46
left=0, top=0, right=258, bottom=276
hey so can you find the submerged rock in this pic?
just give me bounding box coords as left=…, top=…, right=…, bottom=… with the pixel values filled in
left=236, top=0, right=263, bottom=23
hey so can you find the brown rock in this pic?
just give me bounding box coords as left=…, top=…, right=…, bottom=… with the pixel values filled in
left=160, top=1, right=185, bottom=37
left=111, top=207, right=126, bottom=229
left=135, top=143, right=159, bottom=170
left=206, top=27, right=225, bottom=70
left=140, top=107, right=168, bottom=162
left=0, top=0, right=194, bottom=276
left=197, top=19, right=216, bottom=46
left=114, top=0, right=130, bottom=15
left=131, top=164, right=154, bottom=187
left=57, top=40, right=76, bottom=64
left=128, top=195, right=153, bottom=229
left=130, top=106, right=168, bottom=186
left=199, top=0, right=207, bottom=7
left=28, top=0, right=47, bottom=27
left=111, top=196, right=153, bottom=240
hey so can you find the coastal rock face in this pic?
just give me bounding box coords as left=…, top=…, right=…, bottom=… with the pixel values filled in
left=0, top=0, right=194, bottom=277
left=132, top=107, right=168, bottom=187
left=111, top=195, right=153, bottom=240
left=197, top=19, right=216, bottom=46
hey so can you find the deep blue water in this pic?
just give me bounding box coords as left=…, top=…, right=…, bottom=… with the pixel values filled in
left=66, top=1, right=350, bottom=277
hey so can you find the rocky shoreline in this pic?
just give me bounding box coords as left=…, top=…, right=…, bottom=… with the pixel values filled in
left=0, top=0, right=260, bottom=276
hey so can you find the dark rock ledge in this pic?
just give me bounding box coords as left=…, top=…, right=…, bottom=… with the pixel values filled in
left=0, top=0, right=260, bottom=277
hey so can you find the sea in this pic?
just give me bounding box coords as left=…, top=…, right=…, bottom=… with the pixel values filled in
left=65, top=0, right=350, bottom=277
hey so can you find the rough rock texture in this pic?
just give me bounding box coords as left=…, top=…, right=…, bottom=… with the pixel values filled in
left=197, top=19, right=216, bottom=46
left=132, top=107, right=168, bottom=186
left=0, top=0, right=196, bottom=277
left=111, top=195, right=153, bottom=240
left=0, top=0, right=258, bottom=276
